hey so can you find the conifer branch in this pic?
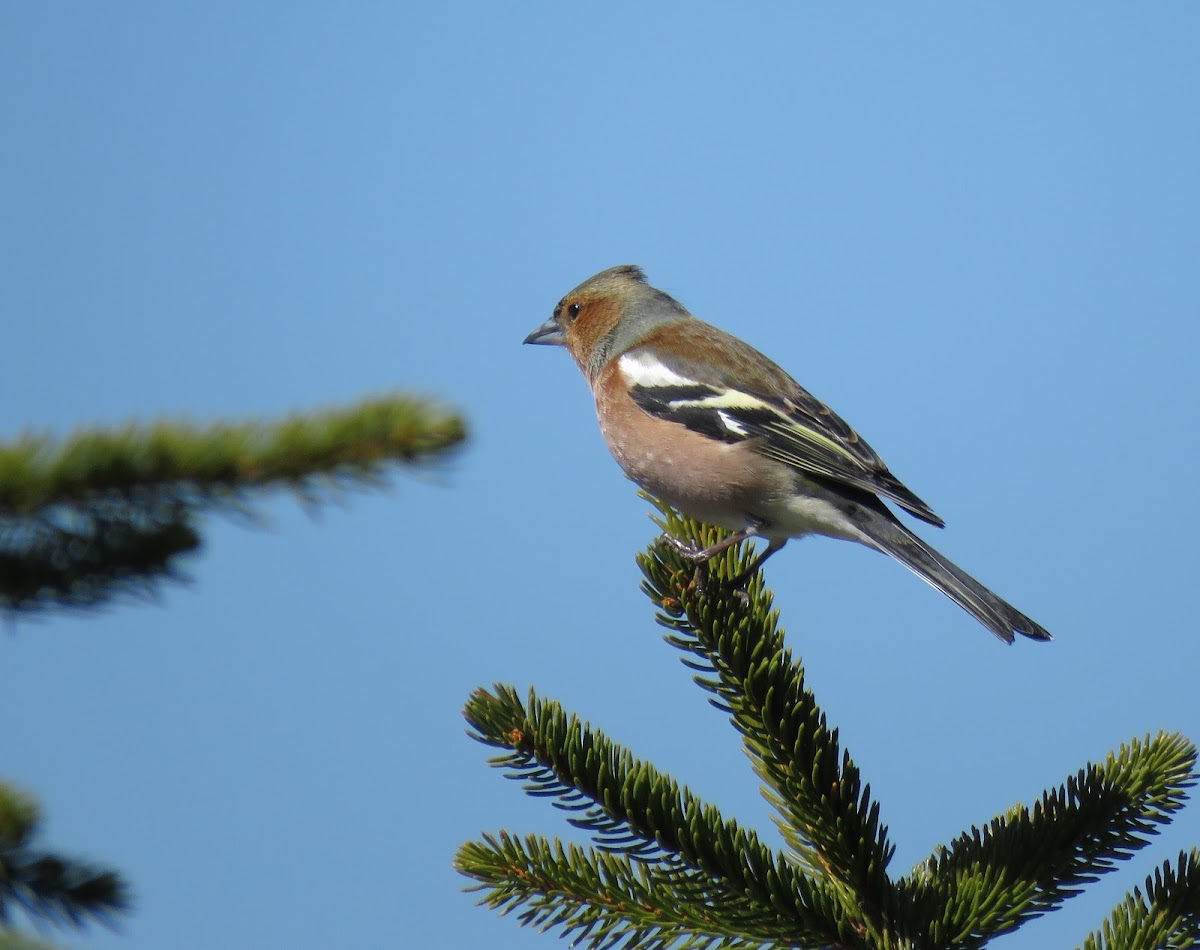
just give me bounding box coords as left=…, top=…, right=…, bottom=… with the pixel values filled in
left=458, top=832, right=799, bottom=949
left=899, top=732, right=1196, bottom=948
left=460, top=685, right=849, bottom=947
left=1079, top=848, right=1200, bottom=950
left=463, top=497, right=1200, bottom=949
left=0, top=395, right=465, bottom=613
left=636, top=501, right=896, bottom=939
left=0, top=784, right=129, bottom=932
left=0, top=502, right=199, bottom=612
left=0, top=933, right=67, bottom=950
left=0, top=395, right=464, bottom=512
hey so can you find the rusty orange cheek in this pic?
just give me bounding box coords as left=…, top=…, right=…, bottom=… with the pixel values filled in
left=564, top=298, right=623, bottom=367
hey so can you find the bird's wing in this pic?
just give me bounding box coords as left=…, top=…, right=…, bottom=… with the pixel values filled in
left=621, top=329, right=944, bottom=527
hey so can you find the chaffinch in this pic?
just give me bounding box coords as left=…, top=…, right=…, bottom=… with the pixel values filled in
left=524, top=265, right=1051, bottom=645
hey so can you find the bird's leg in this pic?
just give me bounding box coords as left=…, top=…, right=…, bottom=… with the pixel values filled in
left=657, top=528, right=756, bottom=563
left=657, top=528, right=784, bottom=595
left=726, top=537, right=787, bottom=589
left=658, top=529, right=757, bottom=595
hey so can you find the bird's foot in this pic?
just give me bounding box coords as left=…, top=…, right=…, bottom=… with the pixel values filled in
left=657, top=533, right=710, bottom=563
left=657, top=533, right=756, bottom=603
left=655, top=534, right=713, bottom=594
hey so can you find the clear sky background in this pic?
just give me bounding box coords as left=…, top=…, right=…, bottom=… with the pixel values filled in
left=2, top=4, right=1198, bottom=949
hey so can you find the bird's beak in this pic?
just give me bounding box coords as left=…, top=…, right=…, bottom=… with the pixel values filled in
left=523, top=318, right=566, bottom=346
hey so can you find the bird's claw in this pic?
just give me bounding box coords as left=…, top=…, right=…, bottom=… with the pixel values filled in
left=657, top=533, right=761, bottom=603
left=657, top=533, right=708, bottom=562
left=656, top=534, right=713, bottom=593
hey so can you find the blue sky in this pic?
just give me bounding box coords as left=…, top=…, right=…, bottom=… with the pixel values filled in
left=1, top=4, right=1198, bottom=948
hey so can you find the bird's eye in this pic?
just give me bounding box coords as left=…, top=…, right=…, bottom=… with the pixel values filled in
left=567, top=302, right=582, bottom=321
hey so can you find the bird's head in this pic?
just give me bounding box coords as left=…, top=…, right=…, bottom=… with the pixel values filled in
left=524, top=265, right=690, bottom=380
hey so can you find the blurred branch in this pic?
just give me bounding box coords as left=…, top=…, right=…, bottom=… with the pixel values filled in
left=0, top=501, right=199, bottom=612
left=0, top=394, right=465, bottom=512
left=0, top=934, right=69, bottom=950
left=0, top=783, right=129, bottom=934
left=0, top=394, right=466, bottom=614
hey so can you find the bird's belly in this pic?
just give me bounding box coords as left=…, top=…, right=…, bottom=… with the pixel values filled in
left=598, top=405, right=872, bottom=545
left=598, top=416, right=785, bottom=533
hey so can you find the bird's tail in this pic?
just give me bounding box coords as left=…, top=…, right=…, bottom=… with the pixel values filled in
left=855, top=512, right=1051, bottom=644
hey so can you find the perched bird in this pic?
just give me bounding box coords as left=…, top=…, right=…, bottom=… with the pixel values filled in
left=524, top=265, right=1051, bottom=644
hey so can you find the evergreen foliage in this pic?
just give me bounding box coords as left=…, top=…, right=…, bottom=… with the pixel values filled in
left=0, top=394, right=466, bottom=945
left=1082, top=850, right=1200, bottom=950
left=0, top=395, right=465, bottom=613
left=0, top=784, right=128, bottom=932
left=458, top=500, right=1200, bottom=949
left=0, top=935, right=68, bottom=950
